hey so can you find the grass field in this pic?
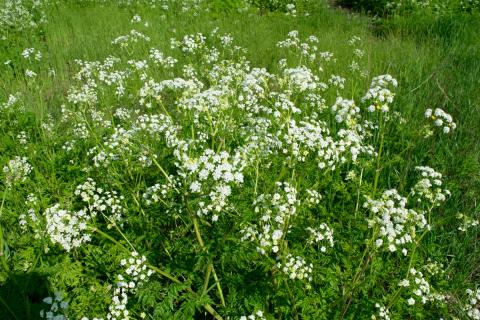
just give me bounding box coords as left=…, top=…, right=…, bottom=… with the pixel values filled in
left=0, top=0, right=479, bottom=319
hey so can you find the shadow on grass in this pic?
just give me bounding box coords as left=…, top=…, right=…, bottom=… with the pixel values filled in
left=0, top=272, right=49, bottom=320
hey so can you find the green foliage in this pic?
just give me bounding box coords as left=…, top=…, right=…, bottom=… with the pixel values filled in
left=0, top=0, right=478, bottom=319
left=336, top=0, right=480, bottom=16
left=336, top=0, right=391, bottom=14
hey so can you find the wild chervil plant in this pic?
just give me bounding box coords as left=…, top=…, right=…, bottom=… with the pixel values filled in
left=0, top=0, right=478, bottom=319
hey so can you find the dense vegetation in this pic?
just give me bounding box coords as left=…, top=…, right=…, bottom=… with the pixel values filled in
left=0, top=0, right=478, bottom=319
left=335, top=0, right=480, bottom=16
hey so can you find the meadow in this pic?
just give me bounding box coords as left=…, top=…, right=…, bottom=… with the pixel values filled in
left=0, top=0, right=479, bottom=319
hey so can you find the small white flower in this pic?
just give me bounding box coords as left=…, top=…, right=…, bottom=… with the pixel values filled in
left=190, top=181, right=201, bottom=193
left=3, top=156, right=32, bottom=187
left=25, top=69, right=37, bottom=78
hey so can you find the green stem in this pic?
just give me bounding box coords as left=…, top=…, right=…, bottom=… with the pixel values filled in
left=192, top=215, right=226, bottom=307
left=201, top=303, right=224, bottom=320
left=407, top=229, right=429, bottom=272
left=352, top=228, right=378, bottom=285
left=157, top=99, right=173, bottom=119
left=253, top=159, right=260, bottom=198
left=205, top=109, right=216, bottom=150
left=0, top=189, right=9, bottom=270
left=131, top=194, right=147, bottom=216
left=211, top=267, right=225, bottom=307
left=340, top=228, right=378, bottom=319
left=113, top=220, right=137, bottom=252
left=372, top=130, right=385, bottom=198
left=387, top=231, right=429, bottom=311
left=192, top=215, right=205, bottom=247
left=0, top=294, right=17, bottom=320
left=284, top=278, right=299, bottom=320
left=91, top=227, right=179, bottom=284
left=91, top=227, right=224, bottom=320
left=0, top=189, right=6, bottom=216
left=202, top=263, right=213, bottom=295
left=151, top=157, right=177, bottom=191
left=387, top=286, right=404, bottom=309
left=354, top=168, right=363, bottom=219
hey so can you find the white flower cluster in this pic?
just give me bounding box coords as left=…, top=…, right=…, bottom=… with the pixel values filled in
left=89, top=114, right=180, bottom=168
left=73, top=122, right=89, bottom=139
left=81, top=252, right=152, bottom=320
left=45, top=179, right=125, bottom=251
left=139, top=77, right=200, bottom=105
left=0, top=0, right=47, bottom=39
left=371, top=303, right=391, bottom=320
left=181, top=149, right=245, bottom=221
left=305, top=189, right=322, bottom=206
left=339, top=128, right=376, bottom=162
left=241, top=182, right=299, bottom=255
left=180, top=87, right=229, bottom=122
left=19, top=194, right=39, bottom=234
left=170, top=33, right=206, bottom=54
left=75, top=178, right=125, bottom=223
left=331, top=97, right=359, bottom=124
left=328, top=74, right=346, bottom=89
left=277, top=30, right=301, bottom=49
left=25, top=69, right=37, bottom=78
left=362, top=75, right=397, bottom=113
left=364, top=189, right=428, bottom=254
left=283, top=119, right=336, bottom=165
left=398, top=268, right=444, bottom=305
left=70, top=56, right=127, bottom=100
left=219, top=33, right=233, bottom=47
left=130, top=14, right=141, bottom=23
left=40, top=292, right=69, bottom=320
left=282, top=118, right=373, bottom=169
left=112, top=29, right=151, bottom=48
left=22, top=47, right=42, bottom=61
left=370, top=74, right=398, bottom=88
left=127, top=59, right=148, bottom=73
left=424, top=108, right=456, bottom=134
left=239, top=310, right=266, bottom=320
left=113, top=107, right=132, bottom=121
left=3, top=156, right=32, bottom=187
left=465, top=288, right=480, bottom=320
left=283, top=66, right=319, bottom=92
left=143, top=176, right=178, bottom=205
left=423, top=260, right=444, bottom=276
left=0, top=93, right=20, bottom=111
left=107, top=252, right=153, bottom=320
left=276, top=31, right=329, bottom=63
left=348, top=36, right=362, bottom=46
left=411, top=166, right=450, bottom=206
left=277, top=254, right=313, bottom=282
left=270, top=92, right=301, bottom=116
left=45, top=204, right=91, bottom=251
left=354, top=48, right=365, bottom=58
left=149, top=48, right=177, bottom=68
left=285, top=3, right=296, bottom=16
left=306, top=224, right=334, bottom=252
left=457, top=213, right=479, bottom=232
left=67, top=81, right=98, bottom=105
left=305, top=92, right=327, bottom=111
left=17, top=131, right=28, bottom=145
left=240, top=67, right=272, bottom=102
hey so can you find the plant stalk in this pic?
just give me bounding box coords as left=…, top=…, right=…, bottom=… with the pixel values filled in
left=91, top=227, right=224, bottom=320
left=372, top=130, right=385, bottom=198
left=192, top=215, right=226, bottom=307
left=0, top=189, right=9, bottom=270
